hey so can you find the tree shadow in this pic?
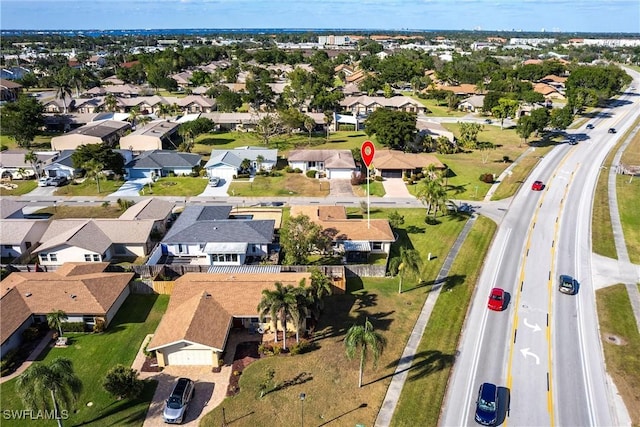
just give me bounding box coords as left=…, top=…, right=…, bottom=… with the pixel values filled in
left=318, top=403, right=368, bottom=426
left=369, top=349, right=455, bottom=385
left=405, top=225, right=425, bottom=234
left=350, top=310, right=395, bottom=332
left=266, top=371, right=313, bottom=395
left=353, top=290, right=378, bottom=310
left=404, top=274, right=466, bottom=294
left=196, top=137, right=236, bottom=146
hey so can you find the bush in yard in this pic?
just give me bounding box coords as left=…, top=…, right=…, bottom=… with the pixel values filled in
left=305, top=170, right=317, bottom=178
left=62, top=322, right=86, bottom=333
left=103, top=364, right=144, bottom=400
left=290, top=340, right=316, bottom=355
left=294, top=168, right=302, bottom=174
left=285, top=166, right=294, bottom=173
left=374, top=175, right=383, bottom=181
left=479, top=173, right=494, bottom=183
left=1, top=349, right=22, bottom=377
left=21, top=326, right=40, bottom=341
left=93, top=319, right=105, bottom=333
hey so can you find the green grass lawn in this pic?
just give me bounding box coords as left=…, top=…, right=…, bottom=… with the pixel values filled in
left=0, top=180, right=37, bottom=196
left=54, top=178, right=125, bottom=197
left=0, top=294, right=169, bottom=427
left=35, top=204, right=126, bottom=219
left=201, top=208, right=474, bottom=427
left=596, top=285, right=640, bottom=426
left=618, top=121, right=640, bottom=264
left=145, top=176, right=208, bottom=197
left=353, top=180, right=385, bottom=197
left=404, top=94, right=467, bottom=118
left=229, top=173, right=330, bottom=197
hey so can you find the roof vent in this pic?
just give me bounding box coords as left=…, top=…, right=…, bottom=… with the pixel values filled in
left=70, top=294, right=77, bottom=299
left=25, top=292, right=32, bottom=297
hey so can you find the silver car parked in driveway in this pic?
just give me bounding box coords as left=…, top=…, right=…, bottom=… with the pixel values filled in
left=163, top=377, right=194, bottom=424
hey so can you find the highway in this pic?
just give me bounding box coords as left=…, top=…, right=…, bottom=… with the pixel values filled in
left=441, top=70, right=640, bottom=427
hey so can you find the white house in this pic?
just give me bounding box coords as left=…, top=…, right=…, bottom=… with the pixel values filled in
left=287, top=149, right=357, bottom=179
left=204, top=147, right=278, bottom=181
left=0, top=220, right=49, bottom=260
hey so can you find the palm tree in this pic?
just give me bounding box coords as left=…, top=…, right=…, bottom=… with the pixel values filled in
left=416, top=178, right=448, bottom=219
left=137, top=115, right=152, bottom=128
left=104, top=93, right=118, bottom=113
left=82, top=159, right=104, bottom=193
left=344, top=317, right=386, bottom=388
left=257, top=282, right=298, bottom=350
left=323, top=111, right=333, bottom=142
left=307, top=269, right=332, bottom=322
left=53, top=77, right=73, bottom=114
left=290, top=281, right=312, bottom=343
left=396, top=247, right=423, bottom=294
left=47, top=310, right=68, bottom=337
left=304, top=116, right=315, bottom=145
left=24, top=151, right=40, bottom=179
left=15, top=357, right=82, bottom=427
left=255, top=154, right=265, bottom=172
left=128, top=106, right=141, bottom=129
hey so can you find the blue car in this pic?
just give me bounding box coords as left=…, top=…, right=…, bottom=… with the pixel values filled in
left=475, top=382, right=498, bottom=425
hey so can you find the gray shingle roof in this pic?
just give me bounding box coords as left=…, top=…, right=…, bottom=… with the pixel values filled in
left=164, top=205, right=232, bottom=239
left=125, top=150, right=201, bottom=169
left=163, top=219, right=274, bottom=244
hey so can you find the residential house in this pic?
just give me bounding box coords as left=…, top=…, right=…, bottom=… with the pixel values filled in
left=287, top=149, right=357, bottom=179
left=0, top=78, right=22, bottom=102
left=433, top=83, right=478, bottom=96
left=0, top=199, right=26, bottom=220
left=416, top=121, right=455, bottom=142
left=0, top=67, right=31, bottom=81
left=42, top=96, right=75, bottom=114
left=147, top=271, right=312, bottom=366
left=50, top=120, right=131, bottom=151
left=0, top=220, right=48, bottom=261
left=533, top=83, right=565, bottom=101
left=171, top=71, right=193, bottom=88
left=85, top=55, right=107, bottom=68
left=0, top=262, right=132, bottom=358
left=119, top=198, right=175, bottom=235
left=156, top=205, right=275, bottom=266
left=0, top=149, right=58, bottom=179
left=35, top=219, right=156, bottom=266
left=340, top=95, right=427, bottom=115
left=124, top=150, right=201, bottom=179
left=204, top=147, right=278, bottom=181
left=290, top=206, right=395, bottom=263
left=458, top=94, right=486, bottom=113
left=42, top=150, right=82, bottom=179
left=372, top=149, right=444, bottom=178
left=119, top=121, right=180, bottom=152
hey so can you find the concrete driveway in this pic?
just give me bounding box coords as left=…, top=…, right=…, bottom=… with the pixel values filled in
left=108, top=178, right=151, bottom=197
left=25, top=184, right=57, bottom=197
left=143, top=366, right=227, bottom=426
left=382, top=178, right=413, bottom=198
left=329, top=179, right=354, bottom=196
left=197, top=177, right=231, bottom=197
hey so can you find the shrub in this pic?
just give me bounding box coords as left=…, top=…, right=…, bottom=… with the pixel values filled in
left=285, top=166, right=294, bottom=173
left=269, top=170, right=282, bottom=177
left=1, top=349, right=22, bottom=377
left=103, top=364, right=144, bottom=400
left=374, top=175, right=383, bottom=182
left=351, top=174, right=365, bottom=185
left=101, top=201, right=110, bottom=208
left=290, top=340, right=316, bottom=355
left=21, top=326, right=41, bottom=341
left=479, top=173, right=494, bottom=183
left=61, top=322, right=86, bottom=333
left=293, top=168, right=302, bottom=174
left=305, top=170, right=317, bottom=178
left=93, top=319, right=105, bottom=333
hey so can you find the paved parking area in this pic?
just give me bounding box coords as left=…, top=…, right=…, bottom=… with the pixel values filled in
left=25, top=185, right=57, bottom=197
left=382, top=178, right=413, bottom=198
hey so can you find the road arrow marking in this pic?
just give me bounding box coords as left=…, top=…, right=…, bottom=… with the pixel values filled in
left=523, top=318, right=541, bottom=332
left=520, top=348, right=540, bottom=365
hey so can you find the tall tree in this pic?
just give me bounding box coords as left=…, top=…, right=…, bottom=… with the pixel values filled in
left=24, top=151, right=41, bottom=179
left=344, top=318, right=386, bottom=388
left=102, top=365, right=144, bottom=400
left=0, top=95, right=45, bottom=148
left=47, top=310, right=68, bottom=337
left=364, top=109, right=417, bottom=151
left=53, top=75, right=73, bottom=114
left=323, top=111, right=333, bottom=142
left=15, top=358, right=82, bottom=427
left=82, top=159, right=105, bottom=193
left=416, top=178, right=448, bottom=219
left=257, top=282, right=298, bottom=350
left=280, top=214, right=325, bottom=265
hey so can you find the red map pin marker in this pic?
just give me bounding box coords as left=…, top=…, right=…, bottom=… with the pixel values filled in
left=361, top=140, right=375, bottom=168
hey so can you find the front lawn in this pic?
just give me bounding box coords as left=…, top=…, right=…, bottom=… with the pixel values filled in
left=229, top=173, right=330, bottom=197
left=0, top=294, right=169, bottom=427
left=53, top=178, right=125, bottom=196
left=0, top=180, right=37, bottom=196
left=353, top=180, right=386, bottom=197
left=201, top=208, right=481, bottom=427
left=34, top=204, right=126, bottom=219
left=146, top=176, right=208, bottom=197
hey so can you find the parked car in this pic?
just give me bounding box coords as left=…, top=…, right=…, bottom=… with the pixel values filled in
left=586, top=123, right=594, bottom=130
left=475, top=382, right=498, bottom=425
left=531, top=180, right=544, bottom=191
left=484, top=119, right=492, bottom=124
left=558, top=274, right=578, bottom=295
left=163, top=377, right=194, bottom=424
left=487, top=288, right=505, bottom=311
left=37, top=177, right=51, bottom=187
left=608, top=128, right=616, bottom=134
left=208, top=176, right=220, bottom=187
left=50, top=176, right=68, bottom=187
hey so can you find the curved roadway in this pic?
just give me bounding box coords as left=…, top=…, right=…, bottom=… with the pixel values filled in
left=441, top=71, right=640, bottom=426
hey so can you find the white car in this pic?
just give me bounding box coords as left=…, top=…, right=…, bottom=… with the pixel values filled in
left=208, top=176, right=220, bottom=187
left=37, top=177, right=52, bottom=187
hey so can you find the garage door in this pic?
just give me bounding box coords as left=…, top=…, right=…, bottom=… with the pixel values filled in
left=208, top=167, right=236, bottom=182
left=166, top=349, right=212, bottom=366
left=128, top=169, right=151, bottom=179
left=328, top=169, right=355, bottom=179
left=381, top=169, right=403, bottom=178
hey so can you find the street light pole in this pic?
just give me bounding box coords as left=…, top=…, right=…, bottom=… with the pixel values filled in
left=299, top=392, right=306, bottom=427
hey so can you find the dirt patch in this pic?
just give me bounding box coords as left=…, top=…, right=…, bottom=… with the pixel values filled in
left=141, top=356, right=161, bottom=372
left=603, top=333, right=627, bottom=346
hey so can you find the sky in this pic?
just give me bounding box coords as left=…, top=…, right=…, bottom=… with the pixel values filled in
left=1, top=0, right=640, bottom=33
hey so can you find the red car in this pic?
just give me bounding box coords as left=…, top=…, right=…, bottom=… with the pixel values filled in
left=488, top=287, right=505, bottom=311
left=531, top=180, right=544, bottom=191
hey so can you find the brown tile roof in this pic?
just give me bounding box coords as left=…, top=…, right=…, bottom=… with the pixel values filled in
left=373, top=149, right=444, bottom=170
left=540, top=74, right=567, bottom=83
left=119, top=198, right=175, bottom=221
left=148, top=272, right=312, bottom=351
left=533, top=83, right=559, bottom=96
left=0, top=263, right=132, bottom=343
left=290, top=206, right=395, bottom=242
left=0, top=288, right=32, bottom=344
left=433, top=83, right=478, bottom=95
left=287, top=149, right=356, bottom=169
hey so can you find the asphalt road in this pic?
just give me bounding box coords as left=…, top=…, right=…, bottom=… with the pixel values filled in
left=440, top=72, right=640, bottom=426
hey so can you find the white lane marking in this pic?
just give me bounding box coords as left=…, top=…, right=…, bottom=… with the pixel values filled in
left=523, top=318, right=542, bottom=332
left=459, top=227, right=512, bottom=425
left=520, top=348, right=541, bottom=365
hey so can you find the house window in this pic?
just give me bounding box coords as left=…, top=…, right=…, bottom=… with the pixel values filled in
left=308, top=161, right=317, bottom=168
left=84, top=254, right=91, bottom=261
left=82, top=315, right=95, bottom=325
left=49, top=253, right=58, bottom=262
left=92, top=254, right=100, bottom=262
left=39, top=253, right=48, bottom=262
left=372, top=242, right=383, bottom=250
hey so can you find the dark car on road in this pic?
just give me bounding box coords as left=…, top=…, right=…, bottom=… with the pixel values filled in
left=475, top=382, right=498, bottom=425
left=586, top=123, right=594, bottom=130
left=163, top=377, right=194, bottom=424
left=559, top=274, right=578, bottom=295
left=51, top=176, right=68, bottom=187
left=608, top=128, right=616, bottom=134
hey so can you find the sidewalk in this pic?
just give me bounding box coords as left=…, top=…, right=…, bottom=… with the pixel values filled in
left=374, top=215, right=478, bottom=426
left=0, top=330, right=54, bottom=384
